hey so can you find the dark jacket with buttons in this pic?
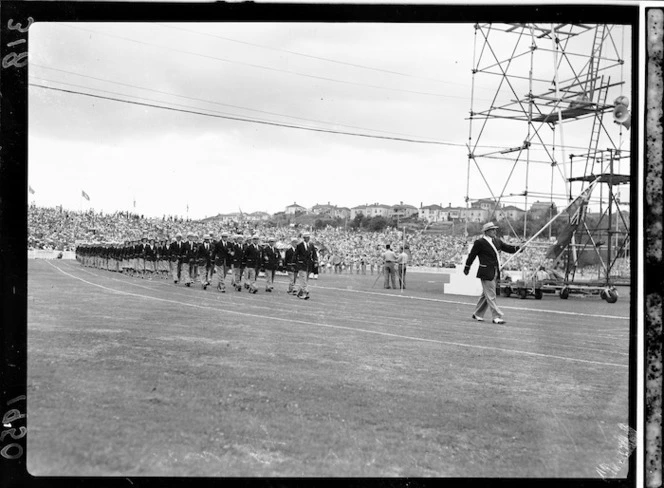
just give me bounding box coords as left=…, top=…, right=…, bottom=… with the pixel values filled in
left=464, top=237, right=519, bottom=281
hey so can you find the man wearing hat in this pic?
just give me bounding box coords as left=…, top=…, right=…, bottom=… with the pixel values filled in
left=262, top=237, right=281, bottom=292
left=464, top=222, right=520, bottom=324
left=158, top=238, right=170, bottom=279
left=213, top=231, right=231, bottom=292
left=182, top=232, right=198, bottom=286
left=242, top=234, right=262, bottom=294
left=197, top=233, right=215, bottom=289
left=293, top=232, right=318, bottom=300
left=381, top=244, right=398, bottom=289
left=284, top=237, right=299, bottom=294
left=144, top=237, right=157, bottom=279
left=169, top=232, right=185, bottom=284
left=230, top=234, right=245, bottom=291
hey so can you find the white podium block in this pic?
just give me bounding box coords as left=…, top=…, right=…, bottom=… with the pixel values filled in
left=443, top=257, right=483, bottom=296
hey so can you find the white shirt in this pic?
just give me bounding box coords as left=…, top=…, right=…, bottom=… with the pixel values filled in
left=483, top=235, right=501, bottom=268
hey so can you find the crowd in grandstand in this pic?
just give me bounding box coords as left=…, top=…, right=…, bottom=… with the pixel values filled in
left=29, top=205, right=627, bottom=278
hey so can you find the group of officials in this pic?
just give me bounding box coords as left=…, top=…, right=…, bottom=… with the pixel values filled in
left=76, top=231, right=319, bottom=299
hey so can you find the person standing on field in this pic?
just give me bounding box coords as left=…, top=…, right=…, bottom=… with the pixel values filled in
left=396, top=245, right=408, bottom=290
left=262, top=237, right=280, bottom=292
left=169, top=232, right=185, bottom=284
left=293, top=232, right=318, bottom=300
left=197, top=233, right=215, bottom=290
left=382, top=244, right=398, bottom=289
left=229, top=234, right=244, bottom=291
left=464, top=222, right=520, bottom=324
left=213, top=231, right=231, bottom=293
left=182, top=232, right=198, bottom=287
left=285, top=237, right=299, bottom=294
left=242, top=234, right=262, bottom=294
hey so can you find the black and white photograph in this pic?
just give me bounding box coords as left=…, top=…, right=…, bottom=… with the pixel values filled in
left=1, top=0, right=657, bottom=484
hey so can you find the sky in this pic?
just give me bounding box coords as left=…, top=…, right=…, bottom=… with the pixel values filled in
left=28, top=20, right=632, bottom=220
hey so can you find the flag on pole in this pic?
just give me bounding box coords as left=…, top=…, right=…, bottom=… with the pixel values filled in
left=545, top=182, right=596, bottom=261
left=81, top=190, right=90, bottom=201
left=29, top=185, right=35, bottom=195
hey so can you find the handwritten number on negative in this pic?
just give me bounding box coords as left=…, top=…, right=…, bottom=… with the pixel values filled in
left=7, top=18, right=34, bottom=33
left=3, top=18, right=33, bottom=69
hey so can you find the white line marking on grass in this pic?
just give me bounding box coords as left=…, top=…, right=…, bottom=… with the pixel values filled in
left=64, top=264, right=629, bottom=350
left=47, top=262, right=628, bottom=369
left=320, top=285, right=629, bottom=321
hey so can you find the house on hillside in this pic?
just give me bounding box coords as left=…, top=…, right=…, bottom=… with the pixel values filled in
left=285, top=202, right=307, bottom=215
left=215, top=212, right=241, bottom=223
left=530, top=201, right=557, bottom=216
left=311, top=202, right=336, bottom=215
left=245, top=211, right=271, bottom=222
left=461, top=207, right=489, bottom=223
left=365, top=203, right=391, bottom=218
left=350, top=205, right=367, bottom=220
left=471, top=198, right=503, bottom=211
left=440, top=205, right=465, bottom=222
left=496, top=205, right=526, bottom=221
left=332, top=207, right=350, bottom=219
left=419, top=204, right=444, bottom=223
left=390, top=202, right=418, bottom=220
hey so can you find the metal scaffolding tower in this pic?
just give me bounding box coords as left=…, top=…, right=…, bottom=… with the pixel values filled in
left=466, top=23, right=631, bottom=301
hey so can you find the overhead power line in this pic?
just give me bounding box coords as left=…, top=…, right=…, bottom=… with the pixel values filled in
left=156, top=23, right=473, bottom=87
left=30, top=64, right=449, bottom=140
left=30, top=82, right=469, bottom=147
left=58, top=23, right=469, bottom=100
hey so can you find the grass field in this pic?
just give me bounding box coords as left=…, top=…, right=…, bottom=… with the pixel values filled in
left=26, top=259, right=631, bottom=477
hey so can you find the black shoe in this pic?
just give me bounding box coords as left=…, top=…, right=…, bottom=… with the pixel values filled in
left=203, top=284, right=207, bottom=290
left=252, top=289, right=258, bottom=294
left=303, top=293, right=310, bottom=300
left=185, top=282, right=191, bottom=287
left=472, top=314, right=484, bottom=322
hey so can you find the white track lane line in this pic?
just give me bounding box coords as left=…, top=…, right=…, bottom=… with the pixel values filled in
left=319, top=285, right=629, bottom=321
left=47, top=261, right=627, bottom=369
left=69, top=264, right=629, bottom=349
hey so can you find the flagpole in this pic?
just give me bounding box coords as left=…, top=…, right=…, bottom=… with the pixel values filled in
left=499, top=177, right=600, bottom=271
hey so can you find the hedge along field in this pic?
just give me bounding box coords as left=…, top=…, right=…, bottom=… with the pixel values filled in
left=26, top=260, right=631, bottom=478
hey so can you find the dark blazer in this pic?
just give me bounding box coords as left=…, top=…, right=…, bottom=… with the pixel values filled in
left=213, top=240, right=230, bottom=267
left=182, top=241, right=198, bottom=262
left=144, top=244, right=157, bottom=261
left=230, top=242, right=243, bottom=267
left=464, top=236, right=519, bottom=281
left=284, top=246, right=297, bottom=272
left=242, top=243, right=261, bottom=268
left=293, top=241, right=318, bottom=272
left=197, top=241, right=215, bottom=265
left=262, top=245, right=281, bottom=270
left=169, top=240, right=185, bottom=261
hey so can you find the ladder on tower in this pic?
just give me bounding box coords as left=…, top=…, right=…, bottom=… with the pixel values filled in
left=584, top=77, right=610, bottom=179
left=584, top=25, right=606, bottom=101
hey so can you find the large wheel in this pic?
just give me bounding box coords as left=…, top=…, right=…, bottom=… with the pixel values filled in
left=519, top=288, right=528, bottom=299
left=560, top=287, right=569, bottom=299
left=534, top=289, right=543, bottom=300
left=604, top=288, right=619, bottom=303
left=503, top=286, right=512, bottom=298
